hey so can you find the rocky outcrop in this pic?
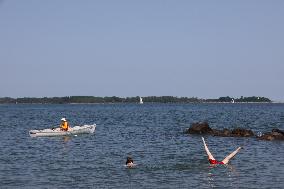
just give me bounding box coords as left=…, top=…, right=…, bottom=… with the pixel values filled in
left=212, top=128, right=232, bottom=137
left=231, top=128, right=254, bottom=137
left=186, top=122, right=213, bottom=134
left=258, top=129, right=284, bottom=141
left=212, top=128, right=254, bottom=137
left=186, top=122, right=254, bottom=137
left=187, top=122, right=284, bottom=141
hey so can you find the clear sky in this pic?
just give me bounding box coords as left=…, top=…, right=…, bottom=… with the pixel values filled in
left=0, top=1, right=283, bottom=100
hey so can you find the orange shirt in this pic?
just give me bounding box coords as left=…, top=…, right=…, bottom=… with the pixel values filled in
left=60, top=121, right=69, bottom=131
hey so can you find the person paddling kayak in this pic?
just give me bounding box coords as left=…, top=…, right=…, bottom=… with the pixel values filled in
left=60, top=118, right=70, bottom=131
left=202, top=137, right=242, bottom=165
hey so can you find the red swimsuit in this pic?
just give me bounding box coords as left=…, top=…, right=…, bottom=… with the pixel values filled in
left=209, top=159, right=224, bottom=165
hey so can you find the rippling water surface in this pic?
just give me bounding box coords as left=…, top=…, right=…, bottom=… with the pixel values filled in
left=0, top=103, right=283, bottom=188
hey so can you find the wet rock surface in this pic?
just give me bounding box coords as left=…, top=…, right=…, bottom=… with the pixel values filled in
left=258, top=129, right=284, bottom=141
left=186, top=122, right=212, bottom=134
left=186, top=122, right=254, bottom=137
left=187, top=122, right=283, bottom=141
left=231, top=128, right=255, bottom=137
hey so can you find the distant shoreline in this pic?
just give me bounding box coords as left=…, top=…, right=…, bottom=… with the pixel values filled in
left=1, top=102, right=282, bottom=105
left=0, top=95, right=275, bottom=104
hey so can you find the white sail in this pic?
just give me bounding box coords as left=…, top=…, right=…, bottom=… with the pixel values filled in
left=139, top=97, right=143, bottom=104
left=231, top=99, right=235, bottom=103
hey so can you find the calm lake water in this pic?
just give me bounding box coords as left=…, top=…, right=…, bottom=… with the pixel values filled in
left=0, top=103, right=283, bottom=188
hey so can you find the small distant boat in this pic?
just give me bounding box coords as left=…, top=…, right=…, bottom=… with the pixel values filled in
left=29, top=124, right=96, bottom=137
left=139, top=97, right=143, bottom=104
left=231, top=99, right=235, bottom=103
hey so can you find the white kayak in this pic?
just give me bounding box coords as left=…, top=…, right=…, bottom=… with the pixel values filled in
left=29, top=124, right=96, bottom=137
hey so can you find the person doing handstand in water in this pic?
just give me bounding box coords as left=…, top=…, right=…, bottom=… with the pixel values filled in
left=202, top=137, right=242, bottom=165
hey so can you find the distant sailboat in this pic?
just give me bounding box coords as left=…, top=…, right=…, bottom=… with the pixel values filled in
left=231, top=98, right=235, bottom=103
left=139, top=97, right=143, bottom=104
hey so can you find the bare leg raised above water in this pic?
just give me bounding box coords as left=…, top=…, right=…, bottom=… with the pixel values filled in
left=202, top=137, right=215, bottom=160
left=202, top=137, right=242, bottom=165
left=221, top=147, right=242, bottom=164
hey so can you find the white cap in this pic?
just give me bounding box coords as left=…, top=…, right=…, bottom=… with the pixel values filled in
left=61, top=118, right=66, bottom=121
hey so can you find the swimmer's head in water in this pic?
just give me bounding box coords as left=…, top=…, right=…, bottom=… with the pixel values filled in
left=126, top=156, right=134, bottom=165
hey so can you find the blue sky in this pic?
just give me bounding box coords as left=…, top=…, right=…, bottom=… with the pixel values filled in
left=0, top=1, right=283, bottom=100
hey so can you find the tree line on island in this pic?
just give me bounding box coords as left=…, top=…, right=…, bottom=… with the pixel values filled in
left=0, top=96, right=271, bottom=104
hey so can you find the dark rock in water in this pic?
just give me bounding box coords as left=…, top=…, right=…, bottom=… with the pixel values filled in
left=231, top=128, right=254, bottom=137
left=271, top=128, right=284, bottom=135
left=223, top=128, right=231, bottom=136
left=212, top=128, right=232, bottom=137
left=187, top=122, right=284, bottom=140
left=187, top=122, right=254, bottom=137
left=212, top=128, right=254, bottom=137
left=186, top=122, right=213, bottom=134
left=258, top=128, right=284, bottom=141
left=187, top=122, right=283, bottom=141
